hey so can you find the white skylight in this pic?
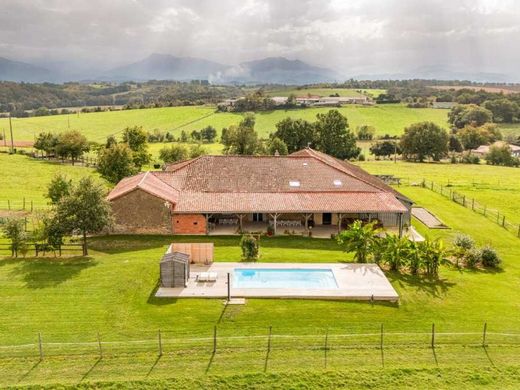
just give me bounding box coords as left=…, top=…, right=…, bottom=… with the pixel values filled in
left=333, top=179, right=342, bottom=186
left=289, top=180, right=301, bottom=187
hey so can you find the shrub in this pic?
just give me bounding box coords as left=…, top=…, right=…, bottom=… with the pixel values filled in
left=480, top=246, right=501, bottom=268
left=453, top=234, right=475, bottom=251
left=240, top=234, right=259, bottom=261
left=465, top=248, right=482, bottom=268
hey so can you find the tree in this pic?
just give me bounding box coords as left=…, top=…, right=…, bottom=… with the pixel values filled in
left=34, top=132, right=58, bottom=157
left=159, top=144, right=189, bottom=163
left=55, top=130, right=90, bottom=164
left=221, top=114, right=263, bottom=155
left=1, top=218, right=27, bottom=257
left=336, top=220, right=381, bottom=263
left=200, top=126, right=217, bottom=142
left=180, top=130, right=189, bottom=142
left=267, top=137, right=288, bottom=155
left=448, top=104, right=493, bottom=128
left=55, top=177, right=112, bottom=256
left=448, top=134, right=463, bottom=153
left=240, top=234, right=259, bottom=261
left=122, top=126, right=150, bottom=169
left=400, top=122, right=449, bottom=162
left=105, top=135, right=117, bottom=148
left=356, top=125, right=376, bottom=140
left=380, top=234, right=412, bottom=272
left=189, top=144, right=207, bottom=158
left=369, top=141, right=400, bottom=159
left=97, top=143, right=138, bottom=183
left=47, top=174, right=72, bottom=204
left=314, top=110, right=360, bottom=159
left=486, top=144, right=519, bottom=167
left=417, top=238, right=449, bottom=278
left=458, top=123, right=502, bottom=150
left=273, top=118, right=315, bottom=153
left=190, top=130, right=201, bottom=141
left=483, top=99, right=519, bottom=123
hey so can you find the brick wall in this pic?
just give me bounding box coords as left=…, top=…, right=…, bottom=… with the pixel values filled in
left=111, top=189, right=173, bottom=234
left=173, top=214, right=206, bottom=234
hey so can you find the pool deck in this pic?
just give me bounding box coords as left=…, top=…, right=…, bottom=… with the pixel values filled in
left=155, top=262, right=399, bottom=302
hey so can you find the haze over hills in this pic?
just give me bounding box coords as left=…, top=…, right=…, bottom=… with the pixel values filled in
left=0, top=54, right=515, bottom=84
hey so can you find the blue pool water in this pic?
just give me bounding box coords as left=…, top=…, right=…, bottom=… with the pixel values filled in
left=233, top=268, right=338, bottom=289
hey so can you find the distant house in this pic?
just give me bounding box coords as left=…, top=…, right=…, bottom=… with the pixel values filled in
left=107, top=148, right=412, bottom=237
left=432, top=102, right=456, bottom=109
left=472, top=142, right=520, bottom=157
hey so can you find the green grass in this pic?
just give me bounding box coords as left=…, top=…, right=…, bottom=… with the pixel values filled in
left=0, top=153, right=100, bottom=209
left=357, top=160, right=520, bottom=225
left=2, top=104, right=452, bottom=143
left=266, top=87, right=369, bottom=97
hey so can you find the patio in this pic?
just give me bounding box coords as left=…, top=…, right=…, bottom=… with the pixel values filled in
left=155, top=262, right=399, bottom=302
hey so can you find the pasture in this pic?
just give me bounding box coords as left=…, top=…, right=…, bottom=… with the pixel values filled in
left=265, top=87, right=386, bottom=98
left=1, top=104, right=453, bottom=144
left=1, top=184, right=520, bottom=387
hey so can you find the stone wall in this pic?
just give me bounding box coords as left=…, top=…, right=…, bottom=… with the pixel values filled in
left=110, top=189, right=173, bottom=234
left=173, top=214, right=206, bottom=234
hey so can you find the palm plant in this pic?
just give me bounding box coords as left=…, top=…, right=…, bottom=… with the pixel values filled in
left=380, top=234, right=412, bottom=272
left=417, top=238, right=450, bottom=278
left=336, top=220, right=381, bottom=263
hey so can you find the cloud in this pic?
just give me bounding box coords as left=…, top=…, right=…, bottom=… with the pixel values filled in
left=0, top=0, right=519, bottom=78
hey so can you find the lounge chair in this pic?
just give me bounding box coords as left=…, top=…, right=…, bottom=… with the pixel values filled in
left=207, top=272, right=218, bottom=282
left=196, top=272, right=218, bottom=282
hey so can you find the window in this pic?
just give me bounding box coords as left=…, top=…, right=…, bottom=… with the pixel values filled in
left=333, top=179, right=342, bottom=187
left=289, top=180, right=300, bottom=188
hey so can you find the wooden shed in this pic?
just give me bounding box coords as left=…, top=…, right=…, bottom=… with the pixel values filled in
left=160, top=251, right=190, bottom=288
left=171, top=243, right=214, bottom=265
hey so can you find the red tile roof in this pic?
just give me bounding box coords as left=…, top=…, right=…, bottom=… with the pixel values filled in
left=107, top=148, right=409, bottom=214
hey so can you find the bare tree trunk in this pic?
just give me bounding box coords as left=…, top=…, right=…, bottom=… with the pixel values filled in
left=82, top=231, right=88, bottom=256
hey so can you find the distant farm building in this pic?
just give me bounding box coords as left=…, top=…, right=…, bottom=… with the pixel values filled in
left=472, top=142, right=520, bottom=158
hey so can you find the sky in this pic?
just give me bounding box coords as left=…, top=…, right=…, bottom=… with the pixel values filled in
left=1, top=0, right=520, bottom=78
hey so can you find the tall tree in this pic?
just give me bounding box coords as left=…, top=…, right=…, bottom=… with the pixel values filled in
left=267, top=137, right=288, bottom=155
left=122, top=126, right=150, bottom=169
left=448, top=104, right=493, bottom=128
left=400, top=122, right=449, bottom=162
left=55, top=177, right=113, bottom=255
left=34, top=132, right=58, bottom=157
left=97, top=143, right=138, bottom=184
left=221, top=114, right=262, bottom=155
left=483, top=99, right=519, bottom=123
left=314, top=110, right=360, bottom=159
left=54, top=130, right=89, bottom=164
left=273, top=118, right=315, bottom=153
left=46, top=174, right=72, bottom=205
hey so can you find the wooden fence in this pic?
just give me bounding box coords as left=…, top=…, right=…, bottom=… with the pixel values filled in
left=420, top=179, right=520, bottom=238
left=0, top=242, right=85, bottom=257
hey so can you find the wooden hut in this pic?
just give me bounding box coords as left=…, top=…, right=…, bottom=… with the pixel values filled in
left=160, top=251, right=190, bottom=288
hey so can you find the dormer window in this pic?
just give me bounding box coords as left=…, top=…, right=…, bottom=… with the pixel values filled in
left=333, top=180, right=342, bottom=187
left=289, top=180, right=301, bottom=188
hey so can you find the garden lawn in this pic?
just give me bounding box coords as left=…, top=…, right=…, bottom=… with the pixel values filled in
left=1, top=187, right=520, bottom=386
left=357, top=160, right=520, bottom=225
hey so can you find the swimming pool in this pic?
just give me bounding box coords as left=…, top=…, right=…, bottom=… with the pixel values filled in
left=233, top=268, right=338, bottom=289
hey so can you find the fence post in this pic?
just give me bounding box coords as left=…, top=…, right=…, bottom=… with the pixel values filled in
left=482, top=322, right=487, bottom=347
left=7, top=199, right=10, bottom=210
left=23, top=197, right=26, bottom=210
left=380, top=323, right=384, bottom=350
left=31, top=200, right=33, bottom=212
left=517, top=225, right=520, bottom=238
left=158, top=329, right=163, bottom=356
left=497, top=213, right=500, bottom=224
left=462, top=195, right=466, bottom=207
left=431, top=323, right=435, bottom=349
left=213, top=325, right=217, bottom=353
left=472, top=199, right=475, bottom=211
left=97, top=332, right=103, bottom=358
left=38, top=332, right=44, bottom=360
left=502, top=216, right=506, bottom=227
left=267, top=326, right=272, bottom=353
left=484, top=205, right=487, bottom=216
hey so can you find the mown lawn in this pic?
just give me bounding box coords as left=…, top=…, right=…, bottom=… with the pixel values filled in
left=358, top=160, right=520, bottom=225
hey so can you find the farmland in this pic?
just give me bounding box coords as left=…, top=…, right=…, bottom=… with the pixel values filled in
left=2, top=103, right=453, bottom=143
left=265, top=87, right=386, bottom=98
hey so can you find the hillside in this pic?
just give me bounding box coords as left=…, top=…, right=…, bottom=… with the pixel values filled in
left=0, top=57, right=55, bottom=83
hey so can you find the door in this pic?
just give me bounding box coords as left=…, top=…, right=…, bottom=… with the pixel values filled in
left=253, top=213, right=263, bottom=222
left=322, top=213, right=332, bottom=225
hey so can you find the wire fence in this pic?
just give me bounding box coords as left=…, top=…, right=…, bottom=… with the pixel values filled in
left=0, top=242, right=85, bottom=257
left=419, top=179, right=520, bottom=238
left=1, top=324, right=519, bottom=362
left=0, top=198, right=50, bottom=212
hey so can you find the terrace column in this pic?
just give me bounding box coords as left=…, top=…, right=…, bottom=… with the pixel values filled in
left=204, top=214, right=213, bottom=235
left=269, top=213, right=280, bottom=235
left=235, top=214, right=245, bottom=231
left=337, top=213, right=343, bottom=234
left=303, top=213, right=312, bottom=231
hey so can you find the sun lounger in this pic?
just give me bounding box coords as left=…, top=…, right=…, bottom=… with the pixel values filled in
left=196, top=272, right=218, bottom=282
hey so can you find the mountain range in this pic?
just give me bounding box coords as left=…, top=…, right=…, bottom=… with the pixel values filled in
left=0, top=54, right=514, bottom=84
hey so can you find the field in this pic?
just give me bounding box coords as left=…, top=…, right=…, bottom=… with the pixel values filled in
left=1, top=104, right=455, bottom=144
left=431, top=85, right=520, bottom=94
left=357, top=160, right=520, bottom=225
left=0, top=153, right=100, bottom=210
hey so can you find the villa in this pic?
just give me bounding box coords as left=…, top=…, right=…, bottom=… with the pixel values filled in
left=107, top=148, right=412, bottom=237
